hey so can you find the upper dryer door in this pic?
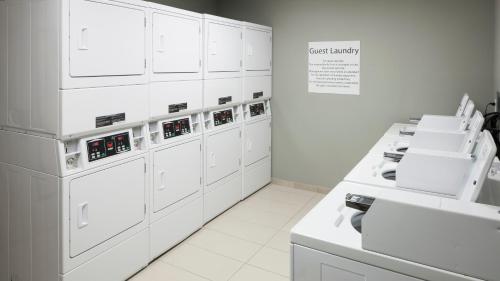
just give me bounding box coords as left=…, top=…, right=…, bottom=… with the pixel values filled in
left=69, top=0, right=146, bottom=77
left=152, top=13, right=201, bottom=74
left=245, top=28, right=272, bottom=72
left=206, top=22, right=242, bottom=73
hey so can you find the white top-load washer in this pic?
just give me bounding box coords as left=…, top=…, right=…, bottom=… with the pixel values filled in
left=387, top=93, right=472, bottom=137
left=0, top=125, right=151, bottom=281
left=291, top=179, right=500, bottom=281
left=0, top=0, right=151, bottom=139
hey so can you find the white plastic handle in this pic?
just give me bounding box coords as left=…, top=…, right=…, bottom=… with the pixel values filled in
left=158, top=171, right=166, bottom=191
left=247, top=140, right=253, bottom=151
left=210, top=152, right=216, bottom=167
left=209, top=41, right=217, bottom=55
left=79, top=26, right=89, bottom=50
left=78, top=202, right=89, bottom=229
left=157, top=34, right=165, bottom=53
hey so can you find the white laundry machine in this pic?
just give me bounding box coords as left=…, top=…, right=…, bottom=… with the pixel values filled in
left=242, top=100, right=272, bottom=199
left=0, top=0, right=150, bottom=139
left=147, top=114, right=204, bottom=260
left=203, top=105, right=243, bottom=222
left=0, top=125, right=151, bottom=281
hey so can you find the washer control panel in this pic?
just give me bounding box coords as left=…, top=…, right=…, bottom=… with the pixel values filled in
left=163, top=118, right=191, bottom=139
left=87, top=132, right=131, bottom=162
left=249, top=103, right=265, bottom=117
left=213, top=109, right=234, bottom=126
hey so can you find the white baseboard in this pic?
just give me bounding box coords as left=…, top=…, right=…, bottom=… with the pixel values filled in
left=271, top=178, right=331, bottom=194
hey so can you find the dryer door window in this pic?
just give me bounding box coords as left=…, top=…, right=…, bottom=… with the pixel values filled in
left=153, top=139, right=201, bottom=212
left=245, top=28, right=272, bottom=71
left=206, top=128, right=242, bottom=185
left=69, top=158, right=146, bottom=257
left=152, top=13, right=201, bottom=74
left=69, top=0, right=146, bottom=77
left=245, top=119, right=271, bottom=166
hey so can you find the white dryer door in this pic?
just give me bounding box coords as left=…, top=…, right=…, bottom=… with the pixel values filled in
left=69, top=0, right=146, bottom=77
left=206, top=128, right=242, bottom=185
left=206, top=22, right=242, bottom=73
left=245, top=28, right=272, bottom=71
left=152, top=13, right=201, bottom=74
left=153, top=139, right=202, bottom=212
left=69, top=158, right=146, bottom=257
left=245, top=119, right=271, bottom=166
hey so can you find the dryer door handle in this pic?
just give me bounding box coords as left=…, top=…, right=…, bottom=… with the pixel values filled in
left=79, top=26, right=89, bottom=50
left=77, top=202, right=89, bottom=229
left=210, top=152, right=216, bottom=167
left=157, top=34, right=165, bottom=53
left=158, top=171, right=166, bottom=191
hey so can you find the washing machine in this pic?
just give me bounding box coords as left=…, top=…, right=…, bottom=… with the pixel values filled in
left=0, top=125, right=150, bottom=281
left=203, top=105, right=243, bottom=222
left=0, top=0, right=150, bottom=139
left=242, top=100, right=272, bottom=199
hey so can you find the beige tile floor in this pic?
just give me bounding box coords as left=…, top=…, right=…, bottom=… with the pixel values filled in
left=129, top=184, right=326, bottom=281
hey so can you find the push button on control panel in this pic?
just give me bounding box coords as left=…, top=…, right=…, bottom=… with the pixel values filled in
left=214, top=109, right=234, bottom=126
left=87, top=132, right=131, bottom=162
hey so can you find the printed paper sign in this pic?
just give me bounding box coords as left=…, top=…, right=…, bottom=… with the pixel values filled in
left=308, top=41, right=360, bottom=95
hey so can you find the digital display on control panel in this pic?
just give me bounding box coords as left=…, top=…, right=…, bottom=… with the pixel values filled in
left=213, top=110, right=234, bottom=126
left=87, top=132, right=131, bottom=162
left=163, top=118, right=191, bottom=139
left=249, top=103, right=265, bottom=117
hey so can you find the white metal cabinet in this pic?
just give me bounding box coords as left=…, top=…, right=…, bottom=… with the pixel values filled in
left=244, top=27, right=272, bottom=72
left=69, top=158, right=146, bottom=257
left=69, top=0, right=146, bottom=77
left=293, top=245, right=424, bottom=281
left=153, top=139, right=201, bottom=212
left=152, top=12, right=201, bottom=74
left=244, top=119, right=271, bottom=166
left=205, top=127, right=242, bottom=185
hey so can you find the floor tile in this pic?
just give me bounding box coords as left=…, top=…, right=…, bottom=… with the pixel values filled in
left=248, top=247, right=290, bottom=277
left=161, top=244, right=243, bottom=281
left=205, top=215, right=279, bottom=244
left=229, top=265, right=289, bottom=281
left=255, top=187, right=315, bottom=206
left=236, top=195, right=304, bottom=217
left=223, top=204, right=292, bottom=229
left=266, top=230, right=291, bottom=253
left=129, top=261, right=209, bottom=281
left=186, top=228, right=261, bottom=262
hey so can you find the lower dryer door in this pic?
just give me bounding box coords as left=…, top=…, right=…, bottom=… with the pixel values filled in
left=153, top=139, right=202, bottom=212
left=244, top=119, right=271, bottom=166
left=206, top=127, right=242, bottom=185
left=69, top=158, right=146, bottom=257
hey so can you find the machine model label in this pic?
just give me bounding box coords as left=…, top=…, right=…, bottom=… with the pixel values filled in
left=249, top=103, right=265, bottom=117
left=218, top=96, right=232, bottom=105
left=253, top=91, right=264, bottom=99
left=163, top=118, right=191, bottom=139
left=95, top=113, right=126, bottom=128
left=87, top=132, right=131, bottom=162
left=213, top=110, right=234, bottom=126
left=168, top=103, right=188, bottom=114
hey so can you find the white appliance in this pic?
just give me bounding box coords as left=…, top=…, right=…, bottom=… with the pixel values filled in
left=242, top=100, right=272, bottom=199
left=147, top=114, right=204, bottom=260
left=291, top=180, right=500, bottom=281
left=0, top=0, right=150, bottom=139
left=345, top=113, right=486, bottom=198
left=203, top=105, right=243, bottom=222
left=0, top=126, right=150, bottom=281
left=148, top=3, right=203, bottom=119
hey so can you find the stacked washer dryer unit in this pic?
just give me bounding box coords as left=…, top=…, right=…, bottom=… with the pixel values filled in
left=0, top=0, right=151, bottom=280
left=241, top=23, right=273, bottom=199
left=202, top=15, right=245, bottom=222
left=147, top=3, right=204, bottom=260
